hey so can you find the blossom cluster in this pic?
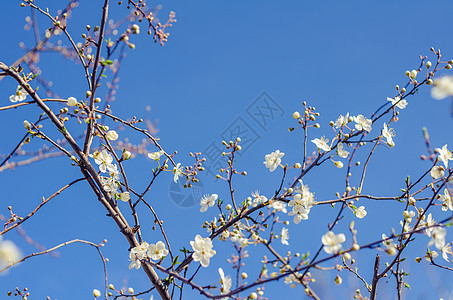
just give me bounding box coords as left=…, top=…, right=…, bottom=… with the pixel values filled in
left=128, top=241, right=169, bottom=270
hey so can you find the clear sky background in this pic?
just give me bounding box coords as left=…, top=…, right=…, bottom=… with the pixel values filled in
left=1, top=1, right=453, bottom=299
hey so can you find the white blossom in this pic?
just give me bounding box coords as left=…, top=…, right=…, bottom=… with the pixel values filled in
left=387, top=96, right=408, bottom=109
left=321, top=231, right=345, bottom=254
left=334, top=113, right=349, bottom=128
left=92, top=149, right=115, bottom=173
left=128, top=242, right=150, bottom=270
left=173, top=163, right=184, bottom=183
left=148, top=150, right=164, bottom=161
left=428, top=227, right=447, bottom=250
left=382, top=123, right=395, bottom=147
left=354, top=206, right=367, bottom=219
left=439, top=189, right=453, bottom=211
left=190, top=235, right=216, bottom=267
left=148, top=241, right=169, bottom=261
left=436, top=144, right=452, bottom=168
left=281, top=227, right=289, bottom=245
left=311, top=136, right=331, bottom=152
left=337, top=142, right=349, bottom=158
left=270, top=200, right=287, bottom=213
left=106, top=130, right=119, bottom=141
left=9, top=85, right=28, bottom=103
left=200, top=194, right=218, bottom=212
left=382, top=234, right=397, bottom=255
left=251, top=191, right=267, bottom=207
left=430, top=166, right=445, bottom=179
left=218, top=268, right=232, bottom=295
left=431, top=76, right=453, bottom=100
left=263, top=150, right=284, bottom=172
left=353, top=114, right=372, bottom=132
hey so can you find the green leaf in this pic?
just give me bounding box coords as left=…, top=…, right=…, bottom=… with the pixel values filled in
left=102, top=59, right=113, bottom=66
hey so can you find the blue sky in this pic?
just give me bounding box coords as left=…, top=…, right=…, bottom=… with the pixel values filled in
left=1, top=1, right=453, bottom=299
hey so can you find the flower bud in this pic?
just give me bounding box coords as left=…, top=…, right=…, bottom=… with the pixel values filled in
left=352, top=243, right=360, bottom=251
left=122, top=150, right=132, bottom=160
left=93, top=289, right=101, bottom=297
left=334, top=161, right=343, bottom=168
left=294, top=163, right=301, bottom=169
left=292, top=111, right=300, bottom=119
left=67, top=96, right=78, bottom=106
left=24, top=120, right=31, bottom=130
left=241, top=272, right=248, bottom=279
left=106, top=130, right=119, bottom=140
left=128, top=288, right=134, bottom=294
left=335, top=275, right=343, bottom=285
left=86, top=91, right=92, bottom=97
left=426, top=78, right=433, bottom=85
left=426, top=61, right=432, bottom=68
left=446, top=64, right=452, bottom=70
left=401, top=87, right=406, bottom=93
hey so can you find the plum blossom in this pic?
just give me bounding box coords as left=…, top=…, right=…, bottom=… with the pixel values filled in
left=128, top=242, right=150, bottom=270
left=334, top=113, right=349, bottom=128
left=263, top=150, right=284, bottom=172
left=337, top=142, right=349, bottom=158
left=200, top=194, right=218, bottom=212
left=148, top=241, right=169, bottom=261
left=428, top=227, right=447, bottom=250
left=288, top=187, right=316, bottom=224
left=251, top=191, right=267, bottom=207
left=382, top=234, right=397, bottom=255
left=284, top=272, right=302, bottom=288
left=382, top=123, right=395, bottom=147
left=435, top=144, right=452, bottom=168
left=311, top=136, right=331, bottom=152
left=92, top=149, right=115, bottom=173
left=281, top=227, right=289, bottom=245
left=190, top=235, right=216, bottom=267
left=9, top=85, right=28, bottom=102
left=218, top=268, right=232, bottom=295
left=353, top=114, right=372, bottom=132
left=321, top=231, right=345, bottom=254
left=420, top=213, right=435, bottom=237
left=148, top=150, right=164, bottom=161
left=354, top=206, right=367, bottom=219
left=430, top=166, right=445, bottom=179
left=439, top=189, right=452, bottom=211
left=270, top=200, right=287, bottom=213
left=106, top=130, right=119, bottom=141
left=431, top=75, right=453, bottom=100
left=119, top=191, right=131, bottom=202
left=440, top=243, right=452, bottom=262
left=173, top=163, right=184, bottom=183
left=387, top=96, right=408, bottom=109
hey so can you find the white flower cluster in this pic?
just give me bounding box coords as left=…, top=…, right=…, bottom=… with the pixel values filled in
left=288, top=180, right=316, bottom=224
left=229, top=221, right=249, bottom=248
left=90, top=149, right=130, bottom=202
left=128, top=241, right=169, bottom=270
